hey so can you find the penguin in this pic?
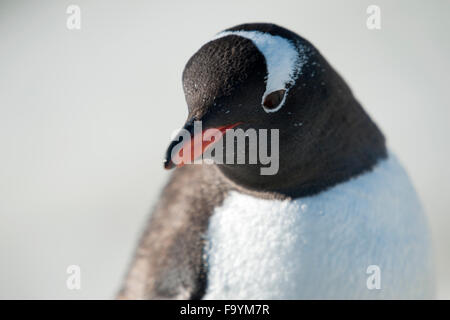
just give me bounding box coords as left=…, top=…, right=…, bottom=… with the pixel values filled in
left=118, top=23, right=434, bottom=299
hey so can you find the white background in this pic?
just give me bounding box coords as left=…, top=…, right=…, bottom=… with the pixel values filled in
left=0, top=0, right=449, bottom=299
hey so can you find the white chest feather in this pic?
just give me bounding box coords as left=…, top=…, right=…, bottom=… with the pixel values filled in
left=203, top=154, right=434, bottom=299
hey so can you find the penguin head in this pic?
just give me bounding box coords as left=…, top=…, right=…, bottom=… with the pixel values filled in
left=164, top=23, right=386, bottom=197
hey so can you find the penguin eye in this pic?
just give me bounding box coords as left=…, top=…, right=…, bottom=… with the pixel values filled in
left=262, top=89, right=286, bottom=111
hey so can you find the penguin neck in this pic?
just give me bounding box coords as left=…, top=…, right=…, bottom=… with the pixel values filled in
left=216, top=98, right=387, bottom=200
left=283, top=98, right=388, bottom=198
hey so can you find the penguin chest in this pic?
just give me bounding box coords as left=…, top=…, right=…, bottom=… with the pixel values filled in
left=202, top=156, right=434, bottom=299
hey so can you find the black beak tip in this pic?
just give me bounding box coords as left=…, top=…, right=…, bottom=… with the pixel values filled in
left=163, top=158, right=175, bottom=170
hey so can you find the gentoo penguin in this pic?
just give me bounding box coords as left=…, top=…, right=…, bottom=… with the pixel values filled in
left=119, top=23, right=434, bottom=299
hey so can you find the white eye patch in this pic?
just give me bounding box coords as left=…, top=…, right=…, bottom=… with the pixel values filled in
left=212, top=30, right=307, bottom=113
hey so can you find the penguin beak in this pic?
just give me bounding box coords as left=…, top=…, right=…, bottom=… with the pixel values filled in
left=163, top=120, right=241, bottom=170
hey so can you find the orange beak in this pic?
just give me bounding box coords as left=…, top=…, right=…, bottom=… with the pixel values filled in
left=163, top=122, right=241, bottom=169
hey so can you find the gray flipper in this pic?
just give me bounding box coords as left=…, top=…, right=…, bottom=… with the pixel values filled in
left=118, top=165, right=229, bottom=299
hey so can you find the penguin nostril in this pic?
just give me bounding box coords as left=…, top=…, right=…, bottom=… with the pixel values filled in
left=263, top=89, right=286, bottom=110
